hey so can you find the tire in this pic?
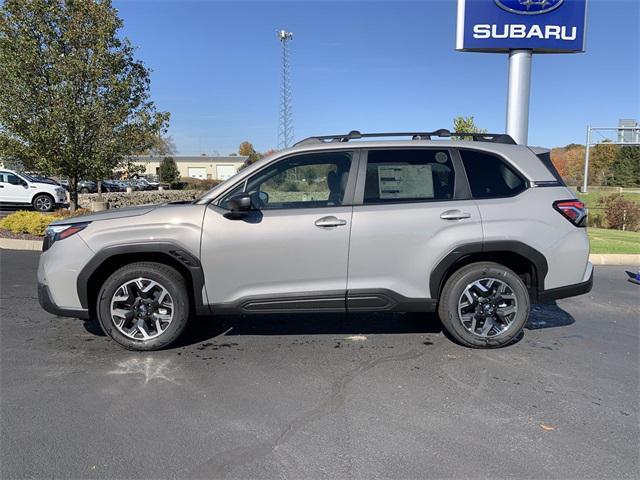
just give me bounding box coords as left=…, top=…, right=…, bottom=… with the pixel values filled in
left=97, top=262, right=190, bottom=351
left=438, top=261, right=530, bottom=348
left=80, top=187, right=89, bottom=194
left=32, top=193, right=54, bottom=212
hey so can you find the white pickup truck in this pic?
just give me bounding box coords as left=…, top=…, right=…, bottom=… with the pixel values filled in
left=0, top=169, right=67, bottom=212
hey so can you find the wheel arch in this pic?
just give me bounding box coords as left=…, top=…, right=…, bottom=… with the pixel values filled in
left=32, top=191, right=54, bottom=208
left=77, top=243, right=209, bottom=318
left=430, top=241, right=548, bottom=302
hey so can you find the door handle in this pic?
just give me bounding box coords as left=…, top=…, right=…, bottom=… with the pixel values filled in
left=315, top=216, right=347, bottom=228
left=440, top=209, right=471, bottom=220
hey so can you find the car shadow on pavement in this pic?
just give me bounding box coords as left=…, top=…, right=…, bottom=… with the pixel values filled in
left=176, top=311, right=443, bottom=347
left=526, top=302, right=575, bottom=330
left=82, top=302, right=574, bottom=348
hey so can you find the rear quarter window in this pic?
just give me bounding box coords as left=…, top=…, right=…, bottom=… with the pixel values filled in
left=459, top=149, right=527, bottom=199
left=534, top=151, right=566, bottom=184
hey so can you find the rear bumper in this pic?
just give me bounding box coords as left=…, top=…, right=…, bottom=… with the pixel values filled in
left=38, top=283, right=89, bottom=320
left=537, top=266, right=593, bottom=303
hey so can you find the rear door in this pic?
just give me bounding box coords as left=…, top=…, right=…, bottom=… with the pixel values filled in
left=347, top=148, right=483, bottom=304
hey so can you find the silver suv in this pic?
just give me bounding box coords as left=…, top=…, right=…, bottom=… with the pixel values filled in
left=37, top=130, right=593, bottom=350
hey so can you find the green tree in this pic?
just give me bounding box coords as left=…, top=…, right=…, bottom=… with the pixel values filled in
left=589, top=142, right=617, bottom=185
left=0, top=0, right=169, bottom=209
left=610, top=146, right=640, bottom=187
left=237, top=140, right=264, bottom=170
left=158, top=157, right=179, bottom=183
left=453, top=116, right=487, bottom=140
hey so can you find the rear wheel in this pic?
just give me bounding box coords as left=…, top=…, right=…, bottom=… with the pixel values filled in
left=438, top=262, right=530, bottom=348
left=32, top=193, right=54, bottom=212
left=97, top=262, right=190, bottom=350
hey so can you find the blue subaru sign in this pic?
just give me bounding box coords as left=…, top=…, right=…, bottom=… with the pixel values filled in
left=456, top=0, right=588, bottom=53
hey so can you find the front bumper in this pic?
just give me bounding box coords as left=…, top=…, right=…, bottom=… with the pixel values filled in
left=37, top=283, right=90, bottom=319
left=537, top=266, right=594, bottom=303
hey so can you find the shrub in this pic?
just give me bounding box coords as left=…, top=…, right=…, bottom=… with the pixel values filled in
left=587, top=211, right=606, bottom=229
left=599, top=194, right=640, bottom=231
left=54, top=207, right=92, bottom=218
left=178, top=177, right=222, bottom=190
left=0, top=211, right=61, bottom=236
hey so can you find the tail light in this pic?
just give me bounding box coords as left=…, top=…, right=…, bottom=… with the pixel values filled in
left=553, top=200, right=587, bottom=227
left=43, top=222, right=90, bottom=251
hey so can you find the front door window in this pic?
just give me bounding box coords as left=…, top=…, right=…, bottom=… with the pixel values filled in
left=221, top=151, right=353, bottom=210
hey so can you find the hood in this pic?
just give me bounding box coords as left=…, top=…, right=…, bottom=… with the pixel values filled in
left=51, top=204, right=159, bottom=225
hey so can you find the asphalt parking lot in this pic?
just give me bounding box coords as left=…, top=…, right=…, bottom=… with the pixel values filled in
left=1, top=249, right=638, bottom=479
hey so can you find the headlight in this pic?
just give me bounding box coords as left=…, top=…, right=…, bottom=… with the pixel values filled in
left=56, top=187, right=65, bottom=195
left=43, top=222, right=90, bottom=251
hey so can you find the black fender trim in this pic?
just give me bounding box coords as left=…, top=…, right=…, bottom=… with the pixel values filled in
left=429, top=241, right=548, bottom=300
left=77, top=242, right=208, bottom=314
left=347, top=289, right=437, bottom=312
left=211, top=288, right=437, bottom=315
left=38, top=283, right=90, bottom=320
left=537, top=268, right=593, bottom=303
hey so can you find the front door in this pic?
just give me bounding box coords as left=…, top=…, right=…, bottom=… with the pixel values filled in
left=0, top=172, right=30, bottom=203
left=201, top=150, right=357, bottom=312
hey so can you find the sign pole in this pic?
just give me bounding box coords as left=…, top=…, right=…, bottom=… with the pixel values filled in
left=505, top=49, right=532, bottom=145
left=582, top=125, right=591, bottom=193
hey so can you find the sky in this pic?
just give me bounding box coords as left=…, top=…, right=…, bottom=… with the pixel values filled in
left=114, top=0, right=640, bottom=155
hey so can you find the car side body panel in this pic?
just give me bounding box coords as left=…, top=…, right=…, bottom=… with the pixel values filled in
left=476, top=186, right=591, bottom=290
left=200, top=205, right=353, bottom=305
left=347, top=200, right=483, bottom=299
left=38, top=204, right=208, bottom=311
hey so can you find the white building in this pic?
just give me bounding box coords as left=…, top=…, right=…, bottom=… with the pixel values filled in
left=129, top=155, right=249, bottom=180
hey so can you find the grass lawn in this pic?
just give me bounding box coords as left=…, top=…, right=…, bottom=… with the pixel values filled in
left=588, top=228, right=640, bottom=254
left=577, top=191, right=640, bottom=210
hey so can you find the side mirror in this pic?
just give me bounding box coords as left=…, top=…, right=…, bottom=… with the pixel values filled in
left=20, top=179, right=28, bottom=187
left=226, top=192, right=252, bottom=213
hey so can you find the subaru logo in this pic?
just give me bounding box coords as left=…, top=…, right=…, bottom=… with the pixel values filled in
left=495, top=0, right=564, bottom=15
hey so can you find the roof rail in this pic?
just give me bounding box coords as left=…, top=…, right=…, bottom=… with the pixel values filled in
left=293, top=130, right=516, bottom=146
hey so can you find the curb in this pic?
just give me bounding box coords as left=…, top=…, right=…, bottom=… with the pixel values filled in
left=588, top=254, right=640, bottom=266
left=1, top=238, right=639, bottom=266
left=0, top=238, right=44, bottom=251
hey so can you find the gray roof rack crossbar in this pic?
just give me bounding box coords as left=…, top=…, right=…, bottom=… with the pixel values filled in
left=293, top=130, right=516, bottom=146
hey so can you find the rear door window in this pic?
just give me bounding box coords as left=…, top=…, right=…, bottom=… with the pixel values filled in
left=363, top=149, right=455, bottom=204
left=459, top=149, right=526, bottom=199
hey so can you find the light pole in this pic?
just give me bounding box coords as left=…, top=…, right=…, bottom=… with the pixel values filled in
left=582, top=125, right=591, bottom=193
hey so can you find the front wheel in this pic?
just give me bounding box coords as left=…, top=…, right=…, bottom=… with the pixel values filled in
left=32, top=193, right=54, bottom=212
left=438, top=262, right=530, bottom=348
left=97, top=262, right=190, bottom=350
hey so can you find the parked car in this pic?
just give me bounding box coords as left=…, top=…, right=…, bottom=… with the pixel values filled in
left=37, top=129, right=592, bottom=351
left=78, top=180, right=97, bottom=194
left=101, top=180, right=126, bottom=192
left=0, top=169, right=67, bottom=212
left=129, top=178, right=156, bottom=191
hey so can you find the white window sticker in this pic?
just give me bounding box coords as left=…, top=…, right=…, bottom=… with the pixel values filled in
left=378, top=164, right=434, bottom=199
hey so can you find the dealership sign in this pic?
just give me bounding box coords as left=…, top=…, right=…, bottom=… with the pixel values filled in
left=456, top=0, right=588, bottom=53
